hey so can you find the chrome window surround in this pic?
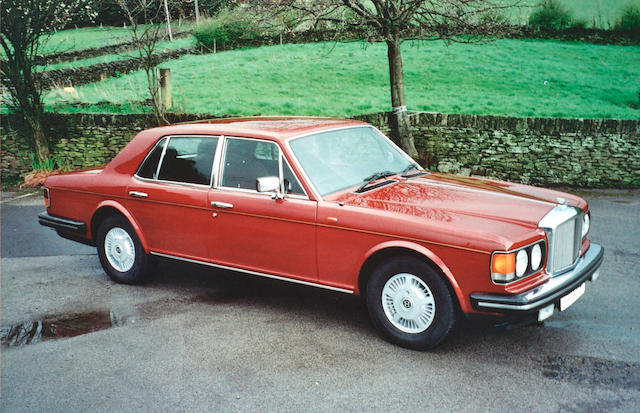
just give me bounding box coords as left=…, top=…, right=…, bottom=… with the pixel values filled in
left=134, top=135, right=223, bottom=188
left=133, top=134, right=308, bottom=200
left=285, top=125, right=420, bottom=200
left=538, top=205, right=585, bottom=276
left=217, top=136, right=309, bottom=200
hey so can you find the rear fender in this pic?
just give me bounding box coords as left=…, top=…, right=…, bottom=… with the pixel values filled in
left=92, top=200, right=149, bottom=253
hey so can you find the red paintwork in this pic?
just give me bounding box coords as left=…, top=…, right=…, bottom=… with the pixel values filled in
left=44, top=117, right=590, bottom=315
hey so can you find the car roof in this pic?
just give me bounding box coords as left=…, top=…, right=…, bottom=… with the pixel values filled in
left=147, top=116, right=369, bottom=142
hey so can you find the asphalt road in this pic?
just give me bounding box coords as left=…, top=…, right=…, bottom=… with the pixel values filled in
left=1, top=188, right=639, bottom=412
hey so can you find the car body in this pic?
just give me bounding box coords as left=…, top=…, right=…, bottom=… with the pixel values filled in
left=39, top=117, right=604, bottom=349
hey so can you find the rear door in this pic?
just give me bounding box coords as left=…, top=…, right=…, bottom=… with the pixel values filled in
left=126, top=135, right=220, bottom=261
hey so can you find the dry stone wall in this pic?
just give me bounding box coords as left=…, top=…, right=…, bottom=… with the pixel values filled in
left=356, top=112, right=639, bottom=187
left=2, top=112, right=639, bottom=188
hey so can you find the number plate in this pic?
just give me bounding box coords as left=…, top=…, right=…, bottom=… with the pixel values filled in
left=560, top=283, right=585, bottom=311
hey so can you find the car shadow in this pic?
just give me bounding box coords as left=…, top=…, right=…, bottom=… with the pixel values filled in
left=145, top=257, right=584, bottom=357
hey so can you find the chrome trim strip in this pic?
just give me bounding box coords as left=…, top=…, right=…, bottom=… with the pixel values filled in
left=211, top=136, right=224, bottom=188
left=133, top=175, right=212, bottom=190
left=150, top=252, right=354, bottom=294
left=154, top=137, right=170, bottom=179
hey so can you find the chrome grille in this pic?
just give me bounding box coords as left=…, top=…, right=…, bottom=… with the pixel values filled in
left=539, top=205, right=584, bottom=276
left=552, top=218, right=576, bottom=273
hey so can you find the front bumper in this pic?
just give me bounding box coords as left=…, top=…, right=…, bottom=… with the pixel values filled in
left=470, top=243, right=604, bottom=314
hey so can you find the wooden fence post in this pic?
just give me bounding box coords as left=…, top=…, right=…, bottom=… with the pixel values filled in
left=159, top=68, right=172, bottom=111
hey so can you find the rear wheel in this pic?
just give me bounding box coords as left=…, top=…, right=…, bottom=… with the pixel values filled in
left=96, top=215, right=151, bottom=284
left=366, top=256, right=456, bottom=350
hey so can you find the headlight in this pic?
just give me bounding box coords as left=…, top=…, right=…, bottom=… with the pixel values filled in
left=582, top=213, right=590, bottom=238
left=516, top=250, right=528, bottom=277
left=531, top=243, right=542, bottom=270
left=491, top=241, right=545, bottom=284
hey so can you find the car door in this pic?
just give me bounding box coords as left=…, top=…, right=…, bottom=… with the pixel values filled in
left=207, top=137, right=318, bottom=282
left=126, top=135, right=221, bottom=261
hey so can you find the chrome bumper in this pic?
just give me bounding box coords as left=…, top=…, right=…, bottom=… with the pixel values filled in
left=470, top=243, right=604, bottom=313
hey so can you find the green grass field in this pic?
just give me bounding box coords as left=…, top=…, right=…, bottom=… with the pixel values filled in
left=42, top=37, right=194, bottom=71
left=35, top=22, right=194, bottom=56
left=45, top=39, right=640, bottom=120
left=511, top=1, right=637, bottom=27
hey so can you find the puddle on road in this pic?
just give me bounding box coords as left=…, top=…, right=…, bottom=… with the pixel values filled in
left=542, top=355, right=640, bottom=389
left=1, top=310, right=141, bottom=347
left=1, top=295, right=216, bottom=348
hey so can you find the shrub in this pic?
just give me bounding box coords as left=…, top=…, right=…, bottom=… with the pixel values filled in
left=614, top=4, right=640, bottom=31
left=193, top=8, right=262, bottom=51
left=528, top=0, right=573, bottom=30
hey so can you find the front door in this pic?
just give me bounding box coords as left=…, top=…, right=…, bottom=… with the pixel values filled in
left=207, top=137, right=317, bottom=282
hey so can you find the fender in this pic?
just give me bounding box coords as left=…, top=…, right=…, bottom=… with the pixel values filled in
left=361, top=240, right=469, bottom=313
left=92, top=200, right=150, bottom=253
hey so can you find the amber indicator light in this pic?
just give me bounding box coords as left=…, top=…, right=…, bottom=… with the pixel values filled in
left=491, top=253, right=516, bottom=275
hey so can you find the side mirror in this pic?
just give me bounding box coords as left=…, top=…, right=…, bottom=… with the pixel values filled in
left=256, top=176, right=283, bottom=199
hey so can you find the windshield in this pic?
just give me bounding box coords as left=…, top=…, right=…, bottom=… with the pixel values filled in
left=289, top=126, right=417, bottom=196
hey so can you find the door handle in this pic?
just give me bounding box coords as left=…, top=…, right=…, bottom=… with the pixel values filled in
left=129, top=191, right=148, bottom=198
left=211, top=201, right=234, bottom=209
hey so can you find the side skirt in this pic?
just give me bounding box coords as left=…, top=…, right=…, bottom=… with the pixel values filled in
left=150, top=251, right=354, bottom=295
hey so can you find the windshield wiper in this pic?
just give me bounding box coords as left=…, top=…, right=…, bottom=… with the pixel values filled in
left=400, top=163, right=426, bottom=178
left=356, top=170, right=395, bottom=192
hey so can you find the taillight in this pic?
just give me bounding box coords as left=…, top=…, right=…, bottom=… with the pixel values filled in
left=43, top=187, right=50, bottom=207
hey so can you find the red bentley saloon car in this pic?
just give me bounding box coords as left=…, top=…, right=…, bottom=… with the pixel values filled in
left=39, top=117, right=604, bottom=349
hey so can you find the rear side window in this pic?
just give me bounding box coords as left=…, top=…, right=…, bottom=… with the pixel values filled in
left=137, top=138, right=166, bottom=179
left=137, top=136, right=219, bottom=185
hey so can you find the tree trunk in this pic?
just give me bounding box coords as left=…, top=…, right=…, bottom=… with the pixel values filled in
left=164, top=0, right=173, bottom=41
left=26, top=114, right=51, bottom=162
left=386, top=38, right=417, bottom=158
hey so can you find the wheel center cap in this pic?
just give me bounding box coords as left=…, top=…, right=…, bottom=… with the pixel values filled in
left=115, top=246, right=122, bottom=254
left=402, top=297, right=413, bottom=310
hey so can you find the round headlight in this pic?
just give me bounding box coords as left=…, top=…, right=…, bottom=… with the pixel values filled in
left=516, top=249, right=528, bottom=277
left=531, top=243, right=542, bottom=271
left=582, top=213, right=590, bottom=238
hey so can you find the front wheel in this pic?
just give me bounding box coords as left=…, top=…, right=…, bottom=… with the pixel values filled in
left=96, top=215, right=151, bottom=284
left=366, top=256, right=456, bottom=350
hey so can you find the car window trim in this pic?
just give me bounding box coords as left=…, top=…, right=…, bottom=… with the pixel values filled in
left=134, top=136, right=167, bottom=179
left=217, top=135, right=310, bottom=200
left=134, top=134, right=222, bottom=187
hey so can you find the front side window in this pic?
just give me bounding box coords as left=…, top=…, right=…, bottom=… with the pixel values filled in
left=221, top=138, right=305, bottom=196
left=137, top=136, right=219, bottom=185
left=289, top=126, right=413, bottom=196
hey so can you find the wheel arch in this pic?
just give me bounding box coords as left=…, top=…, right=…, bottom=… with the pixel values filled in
left=357, top=241, right=466, bottom=313
left=91, top=201, right=149, bottom=253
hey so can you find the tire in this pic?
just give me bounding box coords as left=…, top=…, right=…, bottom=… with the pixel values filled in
left=96, top=215, right=151, bottom=284
left=366, top=256, right=456, bottom=350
